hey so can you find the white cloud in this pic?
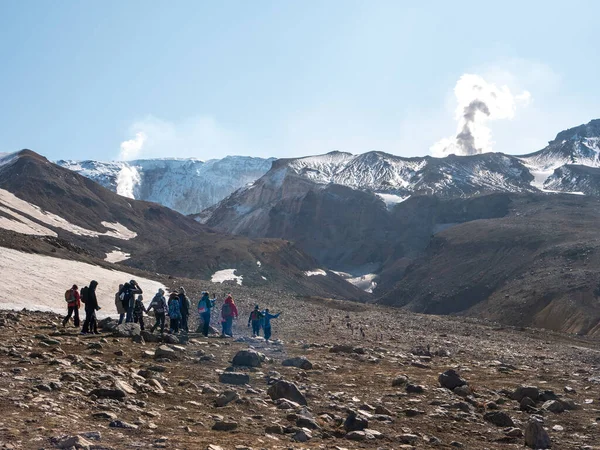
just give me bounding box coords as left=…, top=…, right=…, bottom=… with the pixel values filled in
left=430, top=73, right=531, bottom=157
left=118, top=116, right=246, bottom=161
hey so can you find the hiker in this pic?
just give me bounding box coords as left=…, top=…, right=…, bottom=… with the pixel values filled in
left=148, top=288, right=167, bottom=334
left=62, top=284, right=81, bottom=328
left=132, top=294, right=147, bottom=330
left=197, top=291, right=215, bottom=337
left=119, top=279, right=142, bottom=323
left=178, top=287, right=191, bottom=333
left=263, top=308, right=281, bottom=341
left=115, top=284, right=125, bottom=324
left=247, top=305, right=264, bottom=337
left=221, top=294, right=238, bottom=337
left=81, top=280, right=100, bottom=334
left=168, top=292, right=182, bottom=334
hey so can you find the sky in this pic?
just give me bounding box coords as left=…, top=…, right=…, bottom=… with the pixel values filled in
left=0, top=1, right=598, bottom=161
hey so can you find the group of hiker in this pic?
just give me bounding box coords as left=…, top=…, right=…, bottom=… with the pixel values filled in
left=63, top=280, right=281, bottom=340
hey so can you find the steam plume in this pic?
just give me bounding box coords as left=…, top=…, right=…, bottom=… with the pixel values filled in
left=431, top=74, right=530, bottom=157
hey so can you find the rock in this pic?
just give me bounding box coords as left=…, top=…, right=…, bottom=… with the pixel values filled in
left=265, top=424, right=284, bottom=434
left=54, top=435, right=93, bottom=449
left=267, top=380, right=307, bottom=405
left=109, top=420, right=138, bottom=429
left=215, top=390, right=239, bottom=407
left=87, top=342, right=103, bottom=350
left=483, top=411, right=515, bottom=427
left=92, top=411, right=118, bottom=420
left=219, top=372, right=250, bottom=385
left=155, top=345, right=177, bottom=359
left=293, top=428, right=312, bottom=442
left=88, top=388, right=126, bottom=400
left=542, top=400, right=564, bottom=413
left=558, top=398, right=580, bottom=410
left=398, top=434, right=419, bottom=444
left=345, top=431, right=367, bottom=441
left=296, top=415, right=320, bottom=429
left=207, top=446, right=223, bottom=450
left=450, top=442, right=464, bottom=448
left=506, top=427, right=523, bottom=438
left=392, top=375, right=409, bottom=387
left=163, top=334, right=180, bottom=344
left=405, top=383, right=425, bottom=394
left=140, top=330, right=161, bottom=343
left=344, top=410, right=368, bottom=432
left=98, top=317, right=118, bottom=331
left=453, top=385, right=472, bottom=397
left=113, top=323, right=141, bottom=337
left=114, top=379, right=136, bottom=395
left=132, top=335, right=144, bottom=344
left=524, top=419, right=552, bottom=448
left=511, top=386, right=540, bottom=402
left=439, top=369, right=467, bottom=390
left=330, top=344, right=355, bottom=353
left=232, top=349, right=263, bottom=367
left=282, top=356, right=313, bottom=370
left=212, top=420, right=238, bottom=431
left=520, top=396, right=536, bottom=411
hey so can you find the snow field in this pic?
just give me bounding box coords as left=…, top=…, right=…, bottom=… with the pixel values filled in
left=0, top=247, right=164, bottom=317
left=211, top=269, right=243, bottom=285
left=304, top=269, right=327, bottom=277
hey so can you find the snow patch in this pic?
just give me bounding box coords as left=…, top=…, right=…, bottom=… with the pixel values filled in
left=256, top=261, right=262, bottom=267
left=334, top=271, right=378, bottom=293
left=376, top=193, right=410, bottom=208
left=104, top=249, right=131, bottom=263
left=0, top=189, right=137, bottom=240
left=304, top=269, right=327, bottom=277
left=211, top=269, right=243, bottom=285
left=0, top=247, right=164, bottom=317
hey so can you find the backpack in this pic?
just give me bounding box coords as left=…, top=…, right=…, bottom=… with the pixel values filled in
left=64, top=289, right=74, bottom=303
left=222, top=303, right=232, bottom=317
left=250, top=310, right=260, bottom=321
left=169, top=299, right=181, bottom=319
left=80, top=286, right=89, bottom=304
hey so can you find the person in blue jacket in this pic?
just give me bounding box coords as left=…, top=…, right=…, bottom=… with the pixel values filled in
left=197, top=291, right=215, bottom=337
left=263, top=308, right=281, bottom=341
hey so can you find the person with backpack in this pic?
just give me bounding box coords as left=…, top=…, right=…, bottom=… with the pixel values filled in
left=132, top=294, right=147, bottom=330
left=115, top=284, right=126, bottom=324
left=178, top=287, right=191, bottom=333
left=81, top=280, right=100, bottom=334
left=62, top=284, right=81, bottom=328
left=247, top=305, right=264, bottom=337
left=148, top=288, right=167, bottom=334
left=263, top=308, right=281, bottom=342
left=220, top=294, right=238, bottom=337
left=119, top=280, right=142, bottom=323
left=168, top=291, right=182, bottom=334
left=197, top=291, right=215, bottom=337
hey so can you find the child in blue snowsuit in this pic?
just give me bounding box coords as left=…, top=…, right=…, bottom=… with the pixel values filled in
left=263, top=308, right=281, bottom=341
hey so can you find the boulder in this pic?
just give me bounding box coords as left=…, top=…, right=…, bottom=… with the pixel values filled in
left=163, top=334, right=180, bottom=344
left=109, top=420, right=138, bottom=429
left=542, top=400, right=564, bottom=413
left=292, top=428, right=312, bottom=442
left=215, top=390, right=239, bottom=407
left=54, top=435, right=93, bottom=450
left=392, top=375, right=409, bottom=387
left=232, top=349, right=264, bottom=367
left=155, top=345, right=177, bottom=359
left=98, top=318, right=118, bottom=332
left=439, top=369, right=467, bottom=390
left=520, top=396, right=536, bottom=411
left=219, top=372, right=250, bottom=385
left=140, top=330, right=161, bottom=343
left=282, top=356, right=313, bottom=370
left=212, top=420, right=238, bottom=431
left=483, top=411, right=515, bottom=427
left=113, top=323, right=141, bottom=338
left=453, top=385, right=472, bottom=397
left=405, top=383, right=425, bottom=394
left=88, top=388, right=126, bottom=401
left=267, top=380, right=307, bottom=405
left=344, top=410, right=368, bottom=432
left=511, top=386, right=540, bottom=402
left=524, top=419, right=551, bottom=448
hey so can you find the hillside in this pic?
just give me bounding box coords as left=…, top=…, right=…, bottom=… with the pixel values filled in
left=376, top=194, right=600, bottom=336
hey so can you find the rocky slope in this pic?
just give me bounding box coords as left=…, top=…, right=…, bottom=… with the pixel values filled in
left=56, top=156, right=274, bottom=215
left=377, top=193, right=600, bottom=336
left=0, top=150, right=367, bottom=301
left=0, top=282, right=598, bottom=449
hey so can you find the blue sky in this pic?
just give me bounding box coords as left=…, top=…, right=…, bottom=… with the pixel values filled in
left=0, top=1, right=598, bottom=161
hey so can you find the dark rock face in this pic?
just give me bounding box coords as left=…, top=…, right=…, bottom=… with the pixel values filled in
left=232, top=349, right=263, bottom=367
left=524, top=419, right=552, bottom=448
left=439, top=369, right=467, bottom=390
left=267, top=380, right=307, bottom=406
left=88, top=388, right=126, bottom=400
left=483, top=411, right=515, bottom=427
left=343, top=411, right=368, bottom=432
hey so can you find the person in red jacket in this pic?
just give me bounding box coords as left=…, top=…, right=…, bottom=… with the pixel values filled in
left=62, top=284, right=81, bottom=328
left=221, top=294, right=238, bottom=337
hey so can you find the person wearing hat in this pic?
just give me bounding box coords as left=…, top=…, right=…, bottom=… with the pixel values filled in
left=262, top=308, right=281, bottom=342
left=197, top=291, right=215, bottom=337
left=62, top=284, right=81, bottom=328
left=247, top=305, right=264, bottom=337
left=148, top=288, right=167, bottom=334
